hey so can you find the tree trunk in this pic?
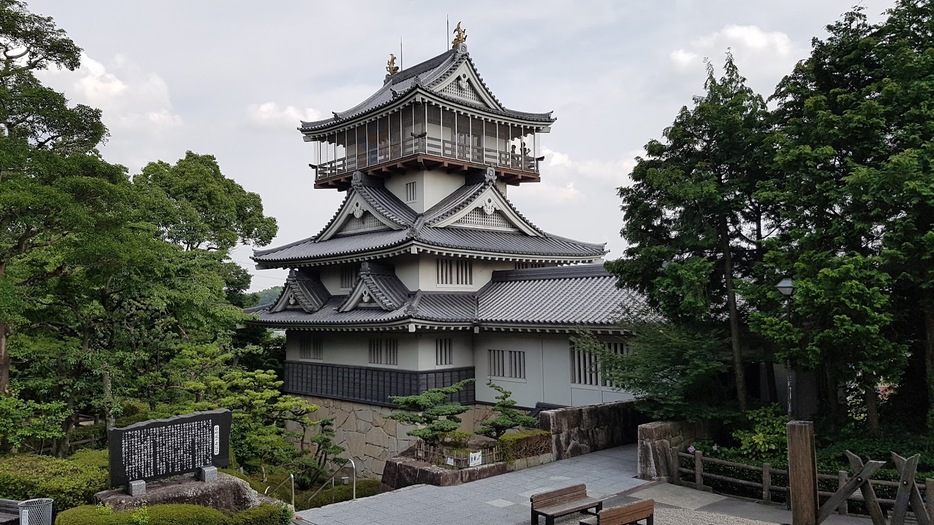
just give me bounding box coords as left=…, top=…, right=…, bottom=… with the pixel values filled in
left=0, top=323, right=9, bottom=395
left=103, top=369, right=115, bottom=431
left=721, top=223, right=748, bottom=412
left=925, top=305, right=934, bottom=430
left=864, top=384, right=880, bottom=435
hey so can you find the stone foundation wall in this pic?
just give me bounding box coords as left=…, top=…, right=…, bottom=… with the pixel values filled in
left=297, top=396, right=495, bottom=478
left=636, top=420, right=707, bottom=480
left=539, top=401, right=646, bottom=459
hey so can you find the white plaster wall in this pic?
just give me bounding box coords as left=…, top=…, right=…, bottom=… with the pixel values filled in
left=417, top=256, right=514, bottom=292
left=319, top=264, right=350, bottom=295
left=393, top=254, right=419, bottom=291
left=286, top=331, right=421, bottom=369
left=413, top=333, right=475, bottom=369
left=472, top=332, right=633, bottom=408
left=383, top=169, right=466, bottom=213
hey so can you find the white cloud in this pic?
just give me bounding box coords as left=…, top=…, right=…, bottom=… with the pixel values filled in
left=246, top=102, right=322, bottom=128
left=670, top=49, right=700, bottom=70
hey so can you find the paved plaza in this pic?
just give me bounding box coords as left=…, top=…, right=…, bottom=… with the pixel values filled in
left=295, top=444, right=871, bottom=525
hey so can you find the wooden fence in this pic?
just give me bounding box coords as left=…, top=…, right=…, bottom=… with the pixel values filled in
left=414, top=441, right=500, bottom=470
left=671, top=450, right=934, bottom=518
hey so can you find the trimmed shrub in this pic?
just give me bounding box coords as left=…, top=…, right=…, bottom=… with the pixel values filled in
left=231, top=503, right=291, bottom=525
left=305, top=479, right=381, bottom=509
left=498, top=429, right=551, bottom=463
left=0, top=454, right=107, bottom=512
left=56, top=504, right=228, bottom=525
left=67, top=449, right=109, bottom=471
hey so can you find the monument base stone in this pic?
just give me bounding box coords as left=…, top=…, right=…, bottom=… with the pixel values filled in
left=198, top=466, right=218, bottom=482
left=128, top=480, right=146, bottom=496
left=97, top=472, right=276, bottom=513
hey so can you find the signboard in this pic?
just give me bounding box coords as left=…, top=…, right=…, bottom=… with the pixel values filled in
left=468, top=451, right=482, bottom=467
left=108, top=409, right=231, bottom=487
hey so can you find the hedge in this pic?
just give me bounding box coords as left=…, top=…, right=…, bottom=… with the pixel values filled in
left=0, top=454, right=107, bottom=512
left=56, top=503, right=290, bottom=525
left=498, top=429, right=551, bottom=463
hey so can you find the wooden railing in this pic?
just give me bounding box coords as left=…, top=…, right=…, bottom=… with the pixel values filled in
left=314, top=136, right=539, bottom=180
left=671, top=450, right=934, bottom=518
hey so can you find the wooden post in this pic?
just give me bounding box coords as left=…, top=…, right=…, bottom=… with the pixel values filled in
left=787, top=421, right=818, bottom=525
left=763, top=463, right=772, bottom=503
left=669, top=449, right=680, bottom=485
left=695, top=450, right=704, bottom=489
left=837, top=471, right=848, bottom=515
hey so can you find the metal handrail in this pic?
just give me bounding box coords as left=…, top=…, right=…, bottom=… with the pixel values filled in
left=306, top=457, right=357, bottom=506
left=264, top=473, right=295, bottom=508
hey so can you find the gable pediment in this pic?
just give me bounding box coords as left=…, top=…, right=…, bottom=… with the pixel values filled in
left=269, top=269, right=330, bottom=313
left=431, top=62, right=502, bottom=111
left=431, top=185, right=541, bottom=236
left=338, top=262, right=410, bottom=313
left=318, top=193, right=403, bottom=241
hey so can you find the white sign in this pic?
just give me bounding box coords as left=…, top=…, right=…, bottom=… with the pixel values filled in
left=446, top=457, right=455, bottom=466
left=468, top=451, right=482, bottom=467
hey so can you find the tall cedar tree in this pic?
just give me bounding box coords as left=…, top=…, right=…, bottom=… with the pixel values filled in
left=608, top=54, right=773, bottom=412
left=755, top=2, right=929, bottom=431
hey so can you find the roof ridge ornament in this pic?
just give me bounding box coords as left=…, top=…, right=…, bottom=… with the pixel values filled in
left=451, top=21, right=467, bottom=51
left=386, top=53, right=399, bottom=76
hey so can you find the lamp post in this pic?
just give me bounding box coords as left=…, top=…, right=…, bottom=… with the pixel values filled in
left=776, top=277, right=795, bottom=417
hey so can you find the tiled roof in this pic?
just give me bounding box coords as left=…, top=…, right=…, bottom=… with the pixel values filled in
left=477, top=264, right=649, bottom=326
left=355, top=262, right=410, bottom=311
left=249, top=264, right=653, bottom=331
left=253, top=181, right=604, bottom=267
left=298, top=48, right=552, bottom=133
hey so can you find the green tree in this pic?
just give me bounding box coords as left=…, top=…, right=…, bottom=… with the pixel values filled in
left=388, top=379, right=474, bottom=446
left=572, top=327, right=737, bottom=422
left=477, top=380, right=537, bottom=439
left=756, top=1, right=930, bottom=430
left=607, top=53, right=774, bottom=412
left=0, top=0, right=109, bottom=394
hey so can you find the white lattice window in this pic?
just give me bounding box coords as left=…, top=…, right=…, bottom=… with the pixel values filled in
left=436, top=338, right=453, bottom=366
left=299, top=335, right=323, bottom=360
left=569, top=340, right=629, bottom=386
left=369, top=338, right=398, bottom=365
left=340, top=265, right=357, bottom=289
left=453, top=208, right=516, bottom=230
left=405, top=181, right=416, bottom=202
left=341, top=212, right=384, bottom=233
left=489, top=349, right=525, bottom=379
left=437, top=259, right=472, bottom=286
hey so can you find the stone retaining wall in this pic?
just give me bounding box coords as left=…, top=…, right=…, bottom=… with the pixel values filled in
left=380, top=451, right=555, bottom=491
left=297, top=396, right=494, bottom=478
left=636, top=420, right=707, bottom=480
left=539, top=401, right=646, bottom=459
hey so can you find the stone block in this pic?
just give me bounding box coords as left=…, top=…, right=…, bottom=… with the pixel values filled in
left=367, top=427, right=390, bottom=448
left=197, top=466, right=218, bottom=482
left=357, top=408, right=373, bottom=423
left=127, top=480, right=146, bottom=496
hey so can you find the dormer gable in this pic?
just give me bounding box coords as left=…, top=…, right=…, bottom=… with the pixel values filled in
left=317, top=172, right=415, bottom=241
left=428, top=59, right=502, bottom=111
left=338, top=262, right=411, bottom=313
left=268, top=269, right=331, bottom=313
left=427, top=168, right=543, bottom=236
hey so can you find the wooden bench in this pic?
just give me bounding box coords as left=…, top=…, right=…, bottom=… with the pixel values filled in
left=530, top=484, right=603, bottom=525
left=0, top=498, right=22, bottom=525
left=579, top=499, right=655, bottom=525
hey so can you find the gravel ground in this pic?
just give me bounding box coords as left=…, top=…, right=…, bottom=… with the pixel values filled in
left=655, top=507, right=779, bottom=525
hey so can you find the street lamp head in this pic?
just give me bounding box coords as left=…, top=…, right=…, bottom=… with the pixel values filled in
left=776, top=277, right=795, bottom=297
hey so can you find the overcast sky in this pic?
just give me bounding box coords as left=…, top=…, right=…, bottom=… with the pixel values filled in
left=27, top=1, right=894, bottom=292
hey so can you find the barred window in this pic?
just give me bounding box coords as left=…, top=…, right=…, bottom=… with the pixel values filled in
left=489, top=349, right=525, bottom=379
left=436, top=338, right=453, bottom=366
left=437, top=258, right=472, bottom=285
left=368, top=338, right=398, bottom=365
left=405, top=181, right=417, bottom=202
left=569, top=340, right=628, bottom=386
left=299, top=336, right=323, bottom=360
left=340, top=265, right=357, bottom=289
left=514, top=262, right=547, bottom=270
